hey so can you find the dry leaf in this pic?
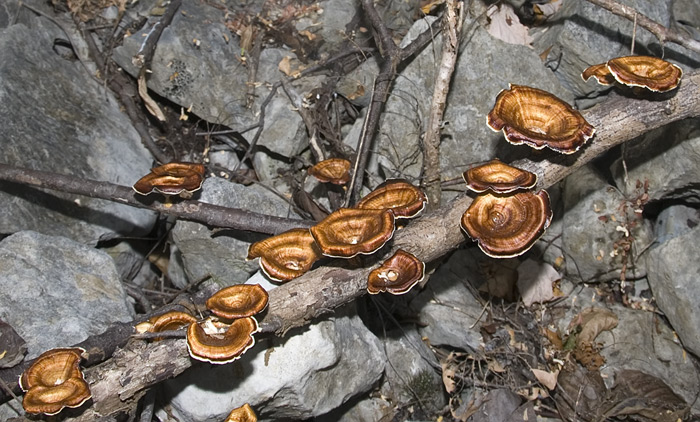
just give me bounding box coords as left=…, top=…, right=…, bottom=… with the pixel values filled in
left=485, top=4, right=533, bottom=46
left=534, top=0, right=563, bottom=18
left=575, top=307, right=618, bottom=345
left=278, top=56, right=293, bottom=76
left=556, top=360, right=607, bottom=421
left=516, top=258, right=561, bottom=306
left=531, top=368, right=559, bottom=390
left=441, top=362, right=457, bottom=394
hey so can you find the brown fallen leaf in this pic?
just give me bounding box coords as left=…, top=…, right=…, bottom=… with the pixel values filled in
left=516, top=258, right=561, bottom=307
left=531, top=368, right=559, bottom=390
left=485, top=4, right=533, bottom=46
left=556, top=360, right=607, bottom=421
left=575, top=307, right=618, bottom=345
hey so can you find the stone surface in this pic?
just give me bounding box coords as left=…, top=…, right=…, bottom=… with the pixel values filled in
left=0, top=231, right=134, bottom=359
left=159, top=307, right=385, bottom=422
left=561, top=164, right=653, bottom=282
left=645, top=225, right=700, bottom=358
left=611, top=119, right=700, bottom=204
left=654, top=204, right=700, bottom=244
left=410, top=249, right=484, bottom=352
left=169, top=177, right=301, bottom=288
left=0, top=18, right=156, bottom=244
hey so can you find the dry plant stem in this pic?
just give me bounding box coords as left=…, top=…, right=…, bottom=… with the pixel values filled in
left=9, top=72, right=697, bottom=421
left=347, top=2, right=443, bottom=204
left=584, top=0, right=700, bottom=54
left=0, top=163, right=311, bottom=234
left=422, top=0, right=463, bottom=210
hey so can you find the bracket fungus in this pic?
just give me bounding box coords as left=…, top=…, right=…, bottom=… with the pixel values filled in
left=133, top=162, right=206, bottom=196
left=460, top=190, right=552, bottom=258
left=487, top=85, right=595, bottom=154
left=206, top=284, right=269, bottom=320
left=310, top=208, right=396, bottom=258
left=308, top=158, right=352, bottom=185
left=356, top=179, right=428, bottom=218
left=19, top=347, right=91, bottom=415
left=186, top=317, right=259, bottom=364
left=225, top=403, right=258, bottom=422
left=135, top=311, right=198, bottom=340
left=367, top=249, right=425, bottom=295
left=247, top=228, right=323, bottom=282
left=583, top=56, right=683, bottom=93
left=463, top=159, right=537, bottom=194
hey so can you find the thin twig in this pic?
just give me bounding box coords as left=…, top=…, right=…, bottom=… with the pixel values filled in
left=584, top=0, right=700, bottom=54
left=422, top=0, right=464, bottom=210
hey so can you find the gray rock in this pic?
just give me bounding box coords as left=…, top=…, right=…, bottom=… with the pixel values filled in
left=469, top=389, right=522, bottom=422
left=654, top=203, right=700, bottom=244
left=645, top=225, right=700, bottom=358
left=159, top=307, right=385, bottom=421
left=0, top=19, right=156, bottom=244
left=170, top=177, right=301, bottom=288
left=410, top=249, right=484, bottom=352
left=0, top=231, right=134, bottom=359
left=372, top=18, right=571, bottom=201
left=561, top=165, right=653, bottom=282
left=112, top=1, right=252, bottom=128
left=317, top=396, right=395, bottom=422
left=611, top=119, right=700, bottom=204
left=532, top=0, right=674, bottom=99
left=379, top=327, right=446, bottom=413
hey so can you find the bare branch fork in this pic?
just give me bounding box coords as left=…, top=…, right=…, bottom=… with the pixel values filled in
left=3, top=70, right=698, bottom=420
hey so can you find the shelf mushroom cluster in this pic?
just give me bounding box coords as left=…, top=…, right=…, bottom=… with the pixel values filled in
left=132, top=162, right=206, bottom=198
left=582, top=55, right=683, bottom=93
left=460, top=159, right=553, bottom=258
left=247, top=179, right=428, bottom=295
left=18, top=347, right=92, bottom=416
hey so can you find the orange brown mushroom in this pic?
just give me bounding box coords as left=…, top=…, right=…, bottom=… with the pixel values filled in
left=356, top=179, right=428, bottom=218
left=310, top=208, right=396, bottom=258
left=460, top=190, right=552, bottom=258
left=582, top=55, right=682, bottom=93
left=135, top=311, right=198, bottom=340
left=19, top=347, right=91, bottom=415
left=133, top=162, right=206, bottom=196
left=487, top=85, right=595, bottom=154
left=206, top=284, right=269, bottom=320
left=247, top=228, right=323, bottom=282
left=186, top=317, right=259, bottom=364
left=463, top=159, right=537, bottom=194
left=308, top=158, right=352, bottom=185
left=225, top=403, right=258, bottom=422
left=367, top=249, right=425, bottom=295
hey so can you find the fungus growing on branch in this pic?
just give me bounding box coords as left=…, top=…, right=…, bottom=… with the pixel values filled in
left=19, top=347, right=91, bottom=415
left=356, top=179, right=427, bottom=218
left=247, top=228, right=323, bottom=281
left=583, top=56, right=683, bottom=92
left=132, top=162, right=206, bottom=197
left=310, top=208, right=396, bottom=258
left=186, top=317, right=259, bottom=364
left=460, top=190, right=552, bottom=258
left=487, top=85, right=595, bottom=154
left=463, top=159, right=537, bottom=194
left=206, top=284, right=269, bottom=320
left=367, top=249, right=425, bottom=295
left=308, top=158, right=352, bottom=185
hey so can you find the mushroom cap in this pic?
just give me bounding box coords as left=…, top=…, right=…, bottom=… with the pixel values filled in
left=308, top=158, right=352, bottom=185
left=149, top=311, right=198, bottom=332
left=487, top=85, right=595, bottom=154
left=310, top=208, right=396, bottom=258
left=186, top=317, right=259, bottom=364
left=133, top=162, right=206, bottom=195
left=460, top=190, right=552, bottom=258
left=206, top=284, right=269, bottom=319
left=367, top=249, right=425, bottom=295
left=19, top=347, right=91, bottom=415
left=247, top=228, right=323, bottom=282
left=463, top=159, right=537, bottom=193
left=356, top=179, right=428, bottom=218
left=22, top=377, right=92, bottom=416
left=225, top=403, right=258, bottom=422
left=581, top=63, right=616, bottom=85
left=606, top=55, right=683, bottom=92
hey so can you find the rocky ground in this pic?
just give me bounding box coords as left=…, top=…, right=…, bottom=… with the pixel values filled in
left=1, top=0, right=700, bottom=421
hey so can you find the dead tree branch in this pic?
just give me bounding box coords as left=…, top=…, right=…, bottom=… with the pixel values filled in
left=422, top=0, right=464, bottom=210
left=584, top=0, right=700, bottom=54
left=0, top=164, right=311, bottom=234
left=7, top=71, right=698, bottom=421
